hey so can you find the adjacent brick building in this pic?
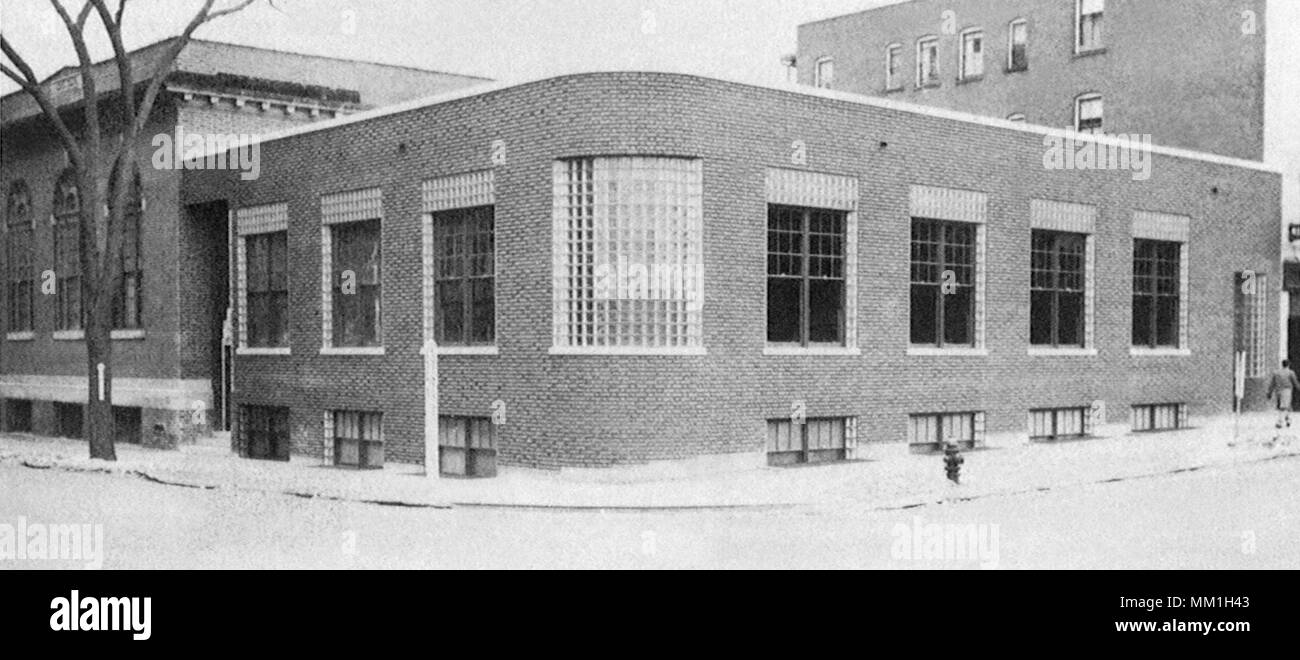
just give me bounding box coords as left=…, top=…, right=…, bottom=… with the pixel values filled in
left=182, top=72, right=1281, bottom=474
left=0, top=39, right=487, bottom=447
left=796, top=0, right=1267, bottom=161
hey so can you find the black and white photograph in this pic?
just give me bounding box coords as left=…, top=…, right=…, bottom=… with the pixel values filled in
left=0, top=0, right=1296, bottom=636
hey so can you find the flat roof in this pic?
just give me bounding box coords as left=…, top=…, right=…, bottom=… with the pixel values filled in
left=209, top=70, right=1279, bottom=176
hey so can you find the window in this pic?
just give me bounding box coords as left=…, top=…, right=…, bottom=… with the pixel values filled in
left=553, top=157, right=703, bottom=351
left=1132, top=403, right=1184, bottom=432
left=1132, top=239, right=1181, bottom=348
left=113, top=406, right=142, bottom=445
left=1235, top=272, right=1267, bottom=378
left=766, top=417, right=853, bottom=466
left=245, top=231, right=289, bottom=347
left=814, top=57, right=834, bottom=88
left=54, top=402, right=83, bottom=440
left=439, top=416, right=498, bottom=477
left=959, top=29, right=984, bottom=80
left=1031, top=231, right=1086, bottom=347
left=1007, top=113, right=1027, bottom=123
left=5, top=181, right=33, bottom=333
left=433, top=206, right=494, bottom=346
left=885, top=43, right=903, bottom=90
left=239, top=405, right=289, bottom=461
left=333, top=410, right=383, bottom=468
left=1029, top=407, right=1088, bottom=441
left=331, top=219, right=382, bottom=347
left=768, top=205, right=847, bottom=346
left=4, top=399, right=32, bottom=433
left=911, top=218, right=976, bottom=347
left=53, top=170, right=82, bottom=332
left=1008, top=19, right=1029, bottom=71
left=916, top=37, right=940, bottom=87
left=1076, top=0, right=1104, bottom=52
left=1075, top=94, right=1103, bottom=134
left=909, top=412, right=982, bottom=450
left=111, top=174, right=143, bottom=330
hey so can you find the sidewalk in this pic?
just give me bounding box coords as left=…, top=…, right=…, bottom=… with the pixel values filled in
left=1, top=413, right=1296, bottom=510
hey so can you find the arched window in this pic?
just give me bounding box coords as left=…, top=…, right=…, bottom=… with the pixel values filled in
left=52, top=169, right=82, bottom=332
left=5, top=180, right=34, bottom=333
left=110, top=169, right=144, bottom=330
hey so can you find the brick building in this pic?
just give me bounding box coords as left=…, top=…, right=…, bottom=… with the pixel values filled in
left=182, top=72, right=1280, bottom=475
left=796, top=0, right=1268, bottom=161
left=0, top=39, right=487, bottom=447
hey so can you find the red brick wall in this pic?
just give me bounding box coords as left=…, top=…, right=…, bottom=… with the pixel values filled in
left=797, top=0, right=1267, bottom=161
left=182, top=72, right=1281, bottom=469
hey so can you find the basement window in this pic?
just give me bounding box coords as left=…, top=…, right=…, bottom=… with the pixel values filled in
left=1132, top=403, right=1185, bottom=432
left=4, top=399, right=32, bottom=433
left=112, top=406, right=142, bottom=445
left=333, top=410, right=383, bottom=469
left=766, top=417, right=853, bottom=467
left=54, top=402, right=83, bottom=440
left=909, top=412, right=983, bottom=451
left=439, top=416, right=498, bottom=478
left=239, top=405, right=290, bottom=461
left=1029, top=407, right=1089, bottom=441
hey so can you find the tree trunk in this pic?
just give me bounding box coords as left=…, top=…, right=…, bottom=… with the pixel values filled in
left=85, top=290, right=116, bottom=461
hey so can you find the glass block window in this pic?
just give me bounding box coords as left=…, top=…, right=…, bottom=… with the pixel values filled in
left=5, top=180, right=33, bottom=333
left=1029, top=407, right=1089, bottom=441
left=911, top=218, right=977, bottom=347
left=53, top=170, right=81, bottom=331
left=333, top=410, right=383, bottom=469
left=1235, top=272, right=1268, bottom=378
left=1031, top=230, right=1087, bottom=347
left=552, top=157, right=703, bottom=351
left=1132, top=403, right=1185, bottom=432
left=909, top=412, right=983, bottom=450
left=433, top=206, right=494, bottom=346
left=1132, top=239, right=1181, bottom=349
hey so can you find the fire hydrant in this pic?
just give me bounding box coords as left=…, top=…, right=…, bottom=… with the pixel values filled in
left=943, top=442, right=964, bottom=484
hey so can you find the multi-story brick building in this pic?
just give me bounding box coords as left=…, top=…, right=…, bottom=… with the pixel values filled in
left=0, top=39, right=487, bottom=447
left=796, top=0, right=1268, bottom=160
left=182, top=72, right=1280, bottom=475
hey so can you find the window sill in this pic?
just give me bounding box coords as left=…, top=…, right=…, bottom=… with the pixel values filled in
left=52, top=330, right=84, bottom=341
left=1005, top=66, right=1029, bottom=75
left=5, top=331, right=34, bottom=342
left=915, top=81, right=942, bottom=90
left=320, top=346, right=385, bottom=356
left=427, top=345, right=500, bottom=356
left=883, top=85, right=905, bottom=94
left=956, top=74, right=984, bottom=85
left=548, top=346, right=707, bottom=356
left=1073, top=46, right=1107, bottom=59
left=763, top=346, right=861, bottom=357
left=111, top=329, right=145, bottom=341
left=908, top=346, right=988, bottom=357
left=1028, top=347, right=1098, bottom=357
left=238, top=347, right=291, bottom=356
left=1130, top=347, right=1190, bottom=357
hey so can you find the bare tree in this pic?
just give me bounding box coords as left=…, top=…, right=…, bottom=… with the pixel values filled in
left=1, top=0, right=259, bottom=460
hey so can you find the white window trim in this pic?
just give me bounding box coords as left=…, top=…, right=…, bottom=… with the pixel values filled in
left=110, top=329, right=145, bottom=341
left=1075, top=0, right=1104, bottom=54
left=1007, top=113, right=1027, bottom=123
left=437, top=345, right=500, bottom=356
left=907, top=347, right=991, bottom=357
left=1007, top=19, right=1029, bottom=70
left=1074, top=93, right=1103, bottom=133
left=959, top=28, right=984, bottom=80
left=1030, top=199, right=1098, bottom=351
left=234, top=203, right=290, bottom=352
left=548, top=346, right=707, bottom=357
left=885, top=43, right=903, bottom=90
left=319, top=346, right=386, bottom=356
left=421, top=171, right=498, bottom=353
left=52, top=330, right=84, bottom=341
left=814, top=56, right=834, bottom=88
left=6, top=331, right=34, bottom=341
left=763, top=346, right=862, bottom=357
left=916, top=36, right=939, bottom=87
left=908, top=185, right=988, bottom=352
left=1028, top=347, right=1098, bottom=357
left=237, top=347, right=292, bottom=356
left=1130, top=347, right=1191, bottom=357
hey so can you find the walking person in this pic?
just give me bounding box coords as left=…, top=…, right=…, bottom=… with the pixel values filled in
left=1265, top=359, right=1300, bottom=430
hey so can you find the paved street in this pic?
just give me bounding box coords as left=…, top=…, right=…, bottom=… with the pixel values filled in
left=2, top=456, right=1295, bottom=569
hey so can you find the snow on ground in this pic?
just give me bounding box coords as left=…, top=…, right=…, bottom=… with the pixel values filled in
left=0, top=412, right=1296, bottom=509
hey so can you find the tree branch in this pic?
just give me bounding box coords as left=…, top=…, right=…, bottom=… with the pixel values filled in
left=0, top=35, right=84, bottom=170
left=49, top=0, right=101, bottom=174
left=89, top=0, right=135, bottom=122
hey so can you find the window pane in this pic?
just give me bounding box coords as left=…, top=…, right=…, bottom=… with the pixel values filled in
left=1132, top=294, right=1152, bottom=346
left=1058, top=291, right=1085, bottom=346
left=1030, top=289, right=1054, bottom=345
left=767, top=278, right=801, bottom=343
left=1156, top=296, right=1179, bottom=347
left=808, top=279, right=844, bottom=344
left=943, top=286, right=974, bottom=346
left=911, top=284, right=938, bottom=345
